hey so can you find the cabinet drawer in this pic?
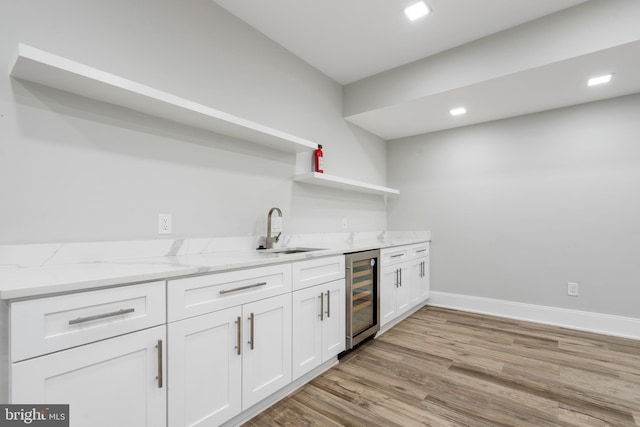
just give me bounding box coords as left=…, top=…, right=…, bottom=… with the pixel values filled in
left=381, top=246, right=410, bottom=265
left=167, top=264, right=291, bottom=322
left=410, top=242, right=429, bottom=259
left=10, top=281, right=166, bottom=362
left=292, top=255, right=345, bottom=291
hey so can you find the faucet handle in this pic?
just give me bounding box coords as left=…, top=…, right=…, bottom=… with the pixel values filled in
left=275, top=232, right=281, bottom=243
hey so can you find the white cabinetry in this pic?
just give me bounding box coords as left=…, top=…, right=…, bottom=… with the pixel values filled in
left=9, top=282, right=167, bottom=427
left=380, top=246, right=410, bottom=326
left=410, top=244, right=430, bottom=305
left=167, top=306, right=242, bottom=427
left=167, top=264, right=292, bottom=426
left=241, top=294, right=292, bottom=409
left=292, top=256, right=345, bottom=380
left=12, top=326, right=166, bottom=427
left=380, top=243, right=430, bottom=328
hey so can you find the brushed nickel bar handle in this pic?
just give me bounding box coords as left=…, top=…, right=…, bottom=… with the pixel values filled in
left=235, top=316, right=242, bottom=356
left=394, top=269, right=398, bottom=287
left=326, top=290, right=331, bottom=318
left=421, top=261, right=424, bottom=278
left=416, top=249, right=427, bottom=253
left=399, top=268, right=403, bottom=286
left=248, top=313, right=255, bottom=350
left=391, top=254, right=404, bottom=258
left=68, top=308, right=135, bottom=325
left=319, top=293, right=324, bottom=321
left=156, top=339, right=163, bottom=388
left=220, top=282, right=267, bottom=295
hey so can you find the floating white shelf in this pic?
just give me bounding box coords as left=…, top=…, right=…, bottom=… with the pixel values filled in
left=8, top=44, right=318, bottom=153
left=294, top=172, right=400, bottom=197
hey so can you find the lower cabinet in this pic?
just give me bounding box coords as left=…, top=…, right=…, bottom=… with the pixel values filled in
left=380, top=264, right=410, bottom=326
left=292, top=278, right=345, bottom=380
left=168, top=306, right=242, bottom=427
left=168, top=293, right=292, bottom=426
left=241, top=293, right=292, bottom=409
left=6, top=249, right=424, bottom=426
left=410, top=255, right=429, bottom=305
left=11, top=325, right=167, bottom=427
left=381, top=243, right=430, bottom=327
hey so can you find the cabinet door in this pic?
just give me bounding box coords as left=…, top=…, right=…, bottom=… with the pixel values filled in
left=242, top=293, right=292, bottom=410
left=380, top=266, right=398, bottom=326
left=168, top=306, right=242, bottom=427
left=419, top=257, right=430, bottom=301
left=321, top=279, right=346, bottom=361
left=409, top=258, right=424, bottom=306
left=292, top=286, right=323, bottom=380
left=396, top=265, right=410, bottom=314
left=11, top=326, right=166, bottom=427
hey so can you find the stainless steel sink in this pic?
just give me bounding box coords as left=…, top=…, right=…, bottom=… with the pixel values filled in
left=261, top=247, right=325, bottom=254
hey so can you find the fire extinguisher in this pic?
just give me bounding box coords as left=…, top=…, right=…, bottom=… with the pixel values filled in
left=314, top=144, right=324, bottom=173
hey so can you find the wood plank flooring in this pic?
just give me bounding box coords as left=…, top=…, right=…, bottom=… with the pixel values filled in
left=243, top=307, right=640, bottom=426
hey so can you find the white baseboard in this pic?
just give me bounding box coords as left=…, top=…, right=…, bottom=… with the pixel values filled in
left=428, top=291, right=640, bottom=340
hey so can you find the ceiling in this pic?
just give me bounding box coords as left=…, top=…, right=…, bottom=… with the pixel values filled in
left=212, top=0, right=587, bottom=85
left=212, top=0, right=640, bottom=140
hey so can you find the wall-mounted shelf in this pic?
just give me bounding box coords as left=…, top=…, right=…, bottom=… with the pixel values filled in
left=294, top=172, right=400, bottom=197
left=8, top=44, right=318, bottom=153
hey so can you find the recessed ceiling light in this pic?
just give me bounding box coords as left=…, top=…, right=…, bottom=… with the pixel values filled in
left=449, top=107, right=467, bottom=116
left=587, top=74, right=613, bottom=86
left=405, top=1, right=430, bottom=21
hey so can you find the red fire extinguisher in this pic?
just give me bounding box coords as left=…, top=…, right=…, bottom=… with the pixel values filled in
left=314, top=144, right=324, bottom=173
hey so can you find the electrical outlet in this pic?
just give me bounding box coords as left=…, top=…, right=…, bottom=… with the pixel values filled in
left=567, top=282, right=579, bottom=297
left=342, top=218, right=348, bottom=229
left=158, top=213, right=172, bottom=234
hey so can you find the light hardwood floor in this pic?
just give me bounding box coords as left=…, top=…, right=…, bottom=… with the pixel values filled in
left=244, top=306, right=640, bottom=426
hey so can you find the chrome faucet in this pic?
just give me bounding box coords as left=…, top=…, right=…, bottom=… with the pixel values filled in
left=266, top=207, right=283, bottom=249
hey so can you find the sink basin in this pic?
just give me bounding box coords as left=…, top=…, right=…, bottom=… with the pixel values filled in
left=261, top=247, right=325, bottom=255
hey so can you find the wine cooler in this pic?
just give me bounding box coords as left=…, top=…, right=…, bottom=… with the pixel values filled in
left=345, top=249, right=380, bottom=350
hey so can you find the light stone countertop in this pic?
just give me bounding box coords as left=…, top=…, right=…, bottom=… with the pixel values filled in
left=0, top=231, right=430, bottom=300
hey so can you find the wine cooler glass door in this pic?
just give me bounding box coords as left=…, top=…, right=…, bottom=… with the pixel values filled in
left=352, top=258, right=375, bottom=336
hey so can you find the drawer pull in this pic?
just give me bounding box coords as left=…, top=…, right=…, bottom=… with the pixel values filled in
left=68, top=308, right=135, bottom=325
left=319, top=293, right=324, bottom=321
left=416, top=249, right=427, bottom=253
left=219, top=281, right=267, bottom=295
left=391, top=254, right=404, bottom=258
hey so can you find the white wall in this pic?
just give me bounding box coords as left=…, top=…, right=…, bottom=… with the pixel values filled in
left=0, top=0, right=387, bottom=244
left=388, top=94, right=640, bottom=318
